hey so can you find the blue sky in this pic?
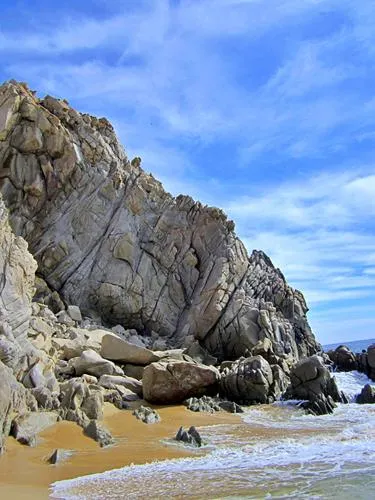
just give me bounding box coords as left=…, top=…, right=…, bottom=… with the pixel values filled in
left=1, top=0, right=375, bottom=344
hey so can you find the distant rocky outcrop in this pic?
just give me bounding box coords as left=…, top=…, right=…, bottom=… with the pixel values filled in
left=0, top=80, right=320, bottom=362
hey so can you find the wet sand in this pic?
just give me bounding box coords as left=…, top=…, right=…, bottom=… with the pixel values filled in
left=0, top=403, right=239, bottom=499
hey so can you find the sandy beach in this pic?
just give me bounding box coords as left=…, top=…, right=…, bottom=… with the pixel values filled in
left=0, top=403, right=239, bottom=499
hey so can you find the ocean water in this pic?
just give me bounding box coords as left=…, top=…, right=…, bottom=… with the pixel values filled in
left=323, top=338, right=375, bottom=353
left=52, top=371, right=375, bottom=500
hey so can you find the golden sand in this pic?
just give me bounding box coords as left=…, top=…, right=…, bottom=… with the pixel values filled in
left=0, top=403, right=239, bottom=499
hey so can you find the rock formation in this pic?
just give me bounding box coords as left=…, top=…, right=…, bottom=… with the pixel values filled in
left=0, top=80, right=319, bottom=362
left=0, top=79, right=332, bottom=451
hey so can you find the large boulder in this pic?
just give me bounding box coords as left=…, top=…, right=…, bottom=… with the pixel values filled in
left=0, top=81, right=320, bottom=364
left=288, top=355, right=345, bottom=415
left=101, top=334, right=159, bottom=365
left=327, top=345, right=357, bottom=372
left=220, top=355, right=274, bottom=404
left=142, top=360, right=220, bottom=404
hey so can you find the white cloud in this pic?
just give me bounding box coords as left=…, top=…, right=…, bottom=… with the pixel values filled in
left=2, top=0, right=375, bottom=344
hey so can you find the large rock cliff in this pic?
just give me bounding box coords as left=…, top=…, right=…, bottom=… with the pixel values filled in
left=0, top=80, right=320, bottom=361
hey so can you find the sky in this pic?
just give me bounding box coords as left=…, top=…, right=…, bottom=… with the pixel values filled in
left=1, top=0, right=374, bottom=344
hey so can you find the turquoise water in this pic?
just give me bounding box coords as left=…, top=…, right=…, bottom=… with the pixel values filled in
left=323, top=338, right=375, bottom=353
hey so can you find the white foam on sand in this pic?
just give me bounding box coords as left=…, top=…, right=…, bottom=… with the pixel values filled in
left=52, top=401, right=375, bottom=500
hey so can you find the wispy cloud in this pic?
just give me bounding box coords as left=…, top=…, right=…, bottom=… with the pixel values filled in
left=1, top=0, right=375, bottom=343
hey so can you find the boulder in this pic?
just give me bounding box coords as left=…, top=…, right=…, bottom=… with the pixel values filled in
left=67, top=305, right=82, bottom=322
left=288, top=355, right=346, bottom=415
left=142, top=360, right=220, bottom=404
left=132, top=406, right=161, bottom=424
left=11, top=411, right=58, bottom=446
left=356, top=384, right=375, bottom=404
left=70, top=349, right=124, bottom=378
left=101, top=334, right=159, bottom=365
left=327, top=345, right=357, bottom=372
left=98, top=374, right=142, bottom=397
left=59, top=377, right=104, bottom=424
left=220, top=356, right=274, bottom=404
left=83, top=420, right=114, bottom=447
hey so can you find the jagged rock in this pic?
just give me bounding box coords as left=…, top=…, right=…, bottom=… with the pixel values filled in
left=0, top=81, right=320, bottom=364
left=142, top=360, right=220, bottom=404
left=287, top=355, right=346, bottom=415
left=175, top=426, right=202, bottom=447
left=33, top=276, right=65, bottom=313
left=59, top=377, right=104, bottom=424
left=56, top=311, right=75, bottom=327
left=220, top=355, right=274, bottom=404
left=218, top=400, right=243, bottom=413
left=98, top=374, right=142, bottom=397
left=367, top=344, right=375, bottom=381
left=185, top=396, right=221, bottom=413
left=132, top=405, right=161, bottom=424
left=11, top=411, right=58, bottom=446
left=356, top=384, right=375, bottom=404
left=298, top=394, right=337, bottom=416
left=101, top=334, right=159, bottom=365
left=327, top=345, right=357, bottom=372
left=47, top=448, right=66, bottom=465
left=69, top=349, right=124, bottom=378
left=83, top=420, right=114, bottom=447
left=67, top=305, right=82, bottom=322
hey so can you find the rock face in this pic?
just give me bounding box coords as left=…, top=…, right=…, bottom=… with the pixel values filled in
left=0, top=80, right=320, bottom=362
left=0, top=194, right=36, bottom=338
left=142, top=360, right=220, bottom=403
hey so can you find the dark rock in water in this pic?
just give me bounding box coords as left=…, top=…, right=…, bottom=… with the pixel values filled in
left=175, top=425, right=202, bottom=447
left=218, top=401, right=244, bottom=413
left=47, top=448, right=65, bottom=464
left=83, top=420, right=114, bottom=447
left=287, top=355, right=346, bottom=415
left=132, top=405, right=161, bottom=424
left=298, top=394, right=336, bottom=416
left=356, top=384, right=375, bottom=404
left=326, top=345, right=357, bottom=372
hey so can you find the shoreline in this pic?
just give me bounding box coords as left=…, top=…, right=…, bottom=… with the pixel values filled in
left=0, top=402, right=240, bottom=499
